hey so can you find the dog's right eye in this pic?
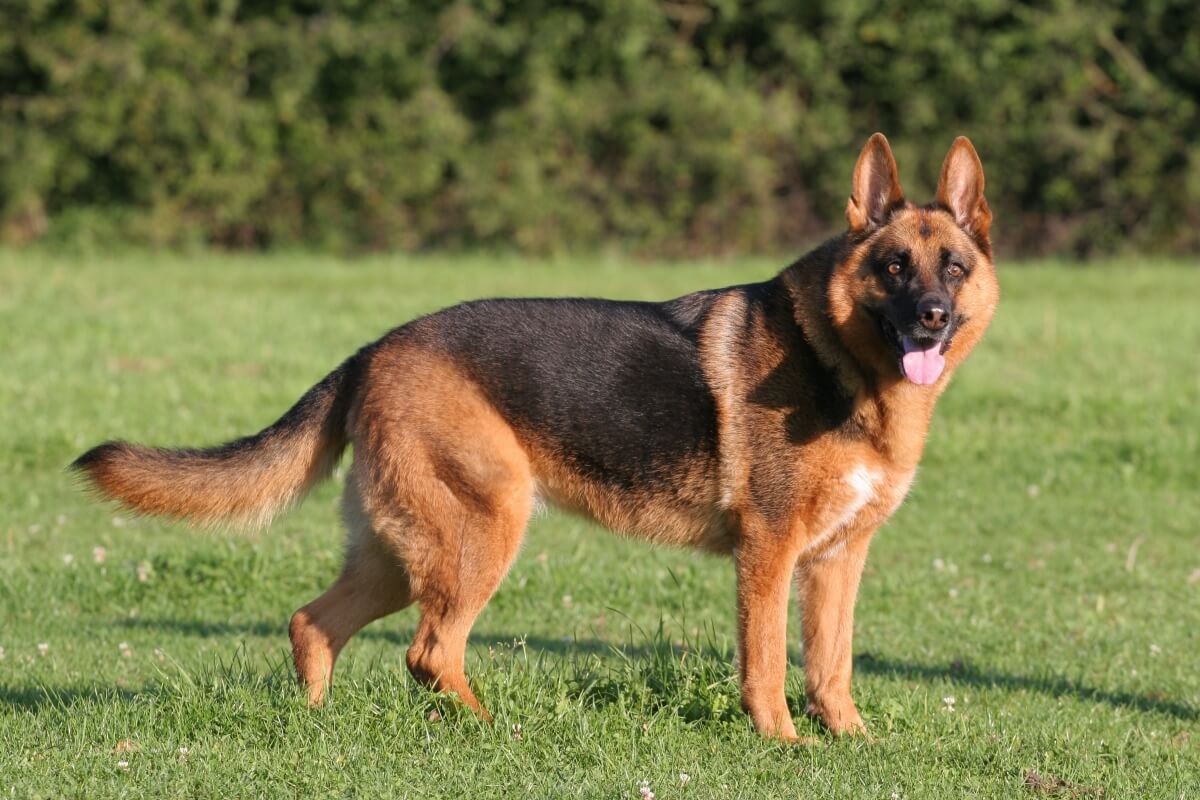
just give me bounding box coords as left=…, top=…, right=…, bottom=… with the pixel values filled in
left=886, top=262, right=902, bottom=276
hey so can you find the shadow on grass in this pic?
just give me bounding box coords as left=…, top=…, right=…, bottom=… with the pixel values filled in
left=7, top=616, right=1193, bottom=723
left=105, top=616, right=1200, bottom=723
left=110, top=616, right=697, bottom=658
left=0, top=650, right=297, bottom=712
left=851, top=652, right=1198, bottom=723
left=0, top=684, right=143, bottom=712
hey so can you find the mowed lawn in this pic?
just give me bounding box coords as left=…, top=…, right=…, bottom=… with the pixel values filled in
left=1, top=251, right=1197, bottom=799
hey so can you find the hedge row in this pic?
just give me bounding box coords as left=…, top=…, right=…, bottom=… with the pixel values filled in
left=2, top=1, right=1197, bottom=256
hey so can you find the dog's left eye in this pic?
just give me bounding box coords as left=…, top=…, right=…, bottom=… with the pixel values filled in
left=947, top=262, right=965, bottom=279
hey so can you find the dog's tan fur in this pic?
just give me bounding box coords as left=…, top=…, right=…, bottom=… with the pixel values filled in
left=75, top=134, right=998, bottom=739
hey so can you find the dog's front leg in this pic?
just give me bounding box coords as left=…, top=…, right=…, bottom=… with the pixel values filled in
left=735, top=528, right=803, bottom=740
left=795, top=533, right=872, bottom=735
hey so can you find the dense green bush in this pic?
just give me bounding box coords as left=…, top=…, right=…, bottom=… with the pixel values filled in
left=1, top=1, right=1197, bottom=256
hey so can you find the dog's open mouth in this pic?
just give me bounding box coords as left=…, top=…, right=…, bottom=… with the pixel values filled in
left=878, top=316, right=954, bottom=386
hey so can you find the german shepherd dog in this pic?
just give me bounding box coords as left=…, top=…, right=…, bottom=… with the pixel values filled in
left=74, top=134, right=998, bottom=740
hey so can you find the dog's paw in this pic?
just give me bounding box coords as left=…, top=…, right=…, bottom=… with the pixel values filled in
left=805, top=696, right=868, bottom=737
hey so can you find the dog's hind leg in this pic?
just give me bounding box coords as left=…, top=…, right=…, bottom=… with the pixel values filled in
left=289, top=473, right=414, bottom=705
left=398, top=455, right=532, bottom=718
left=400, top=465, right=532, bottom=720
left=329, top=347, right=534, bottom=718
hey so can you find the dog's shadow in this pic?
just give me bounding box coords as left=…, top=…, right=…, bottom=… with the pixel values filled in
left=1, top=617, right=1194, bottom=725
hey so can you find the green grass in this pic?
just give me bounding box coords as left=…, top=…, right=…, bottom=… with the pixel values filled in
left=1, top=250, right=1197, bottom=799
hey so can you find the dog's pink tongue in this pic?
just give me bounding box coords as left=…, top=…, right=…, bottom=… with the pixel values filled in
left=901, top=337, right=946, bottom=385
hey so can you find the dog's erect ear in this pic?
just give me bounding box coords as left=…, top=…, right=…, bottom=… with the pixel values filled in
left=846, top=133, right=905, bottom=233
left=937, top=137, right=992, bottom=243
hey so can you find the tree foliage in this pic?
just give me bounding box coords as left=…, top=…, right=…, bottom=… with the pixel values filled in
left=1, top=0, right=1196, bottom=255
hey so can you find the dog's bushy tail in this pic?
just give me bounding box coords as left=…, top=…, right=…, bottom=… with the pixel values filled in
left=71, top=354, right=364, bottom=528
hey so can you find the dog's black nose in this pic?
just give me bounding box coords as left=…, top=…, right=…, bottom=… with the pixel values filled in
left=918, top=297, right=950, bottom=331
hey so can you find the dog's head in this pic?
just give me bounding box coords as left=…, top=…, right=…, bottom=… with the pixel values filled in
left=827, top=134, right=1000, bottom=387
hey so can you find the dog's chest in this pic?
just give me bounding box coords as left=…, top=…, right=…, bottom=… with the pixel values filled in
left=800, top=463, right=915, bottom=558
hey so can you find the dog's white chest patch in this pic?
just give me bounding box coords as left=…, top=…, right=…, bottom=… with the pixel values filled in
left=844, top=464, right=878, bottom=511
left=801, top=464, right=881, bottom=558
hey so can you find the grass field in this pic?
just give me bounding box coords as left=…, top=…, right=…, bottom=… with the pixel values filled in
left=1, top=250, right=1197, bottom=799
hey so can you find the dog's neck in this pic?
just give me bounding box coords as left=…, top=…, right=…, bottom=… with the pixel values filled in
left=778, top=258, right=947, bottom=469
left=854, top=379, right=945, bottom=469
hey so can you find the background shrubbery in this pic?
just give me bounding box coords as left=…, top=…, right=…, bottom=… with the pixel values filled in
left=1, top=0, right=1197, bottom=256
